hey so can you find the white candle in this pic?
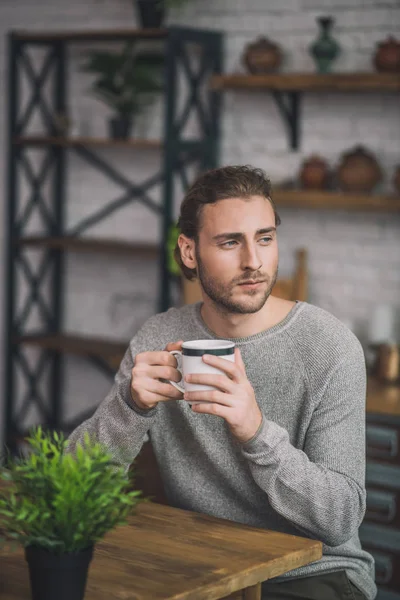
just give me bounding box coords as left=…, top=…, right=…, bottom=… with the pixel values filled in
left=368, top=304, right=396, bottom=345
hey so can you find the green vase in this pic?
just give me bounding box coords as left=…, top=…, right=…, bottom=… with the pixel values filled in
left=310, top=16, right=341, bottom=73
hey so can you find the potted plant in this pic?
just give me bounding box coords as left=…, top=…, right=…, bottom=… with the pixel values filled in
left=0, top=427, right=143, bottom=600
left=81, top=42, right=164, bottom=139
left=135, top=0, right=190, bottom=29
left=167, top=221, right=181, bottom=277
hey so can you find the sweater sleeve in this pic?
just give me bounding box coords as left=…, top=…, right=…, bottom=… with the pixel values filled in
left=66, top=328, right=159, bottom=471
left=240, top=338, right=367, bottom=547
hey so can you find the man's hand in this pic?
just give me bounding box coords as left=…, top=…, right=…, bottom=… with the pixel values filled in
left=183, top=348, right=262, bottom=444
left=130, top=341, right=184, bottom=410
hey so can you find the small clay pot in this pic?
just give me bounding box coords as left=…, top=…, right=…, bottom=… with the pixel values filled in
left=299, top=155, right=330, bottom=190
left=242, top=36, right=282, bottom=74
left=373, top=36, right=400, bottom=73
left=393, top=165, right=400, bottom=195
left=336, top=145, right=382, bottom=193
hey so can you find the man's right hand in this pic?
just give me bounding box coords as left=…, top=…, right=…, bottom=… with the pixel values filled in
left=130, top=341, right=184, bottom=410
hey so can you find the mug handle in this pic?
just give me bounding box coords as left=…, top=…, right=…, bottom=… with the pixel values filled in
left=168, top=350, right=185, bottom=393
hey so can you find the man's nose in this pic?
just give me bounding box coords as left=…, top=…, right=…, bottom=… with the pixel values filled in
left=241, top=243, right=262, bottom=272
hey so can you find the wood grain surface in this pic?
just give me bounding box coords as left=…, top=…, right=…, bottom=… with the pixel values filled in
left=210, top=72, right=400, bottom=92
left=0, top=500, right=322, bottom=600
left=12, top=28, right=168, bottom=41
left=14, top=136, right=162, bottom=149
left=273, top=188, right=400, bottom=213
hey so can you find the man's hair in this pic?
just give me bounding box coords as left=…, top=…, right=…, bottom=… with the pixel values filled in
left=174, top=165, right=281, bottom=281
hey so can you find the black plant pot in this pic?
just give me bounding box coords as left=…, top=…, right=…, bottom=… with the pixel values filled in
left=108, top=116, right=133, bottom=140
left=25, top=545, right=94, bottom=600
left=135, top=0, right=165, bottom=28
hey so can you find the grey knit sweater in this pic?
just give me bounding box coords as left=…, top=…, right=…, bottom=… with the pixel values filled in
left=67, top=301, right=376, bottom=599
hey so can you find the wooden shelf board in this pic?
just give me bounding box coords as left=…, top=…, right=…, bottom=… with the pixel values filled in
left=273, top=189, right=400, bottom=212
left=366, top=377, right=400, bottom=417
left=15, top=333, right=127, bottom=365
left=211, top=72, right=400, bottom=92
left=15, top=236, right=160, bottom=257
left=14, top=136, right=162, bottom=149
left=12, top=28, right=168, bottom=42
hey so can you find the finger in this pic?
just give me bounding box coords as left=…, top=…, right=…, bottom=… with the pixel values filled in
left=191, top=402, right=229, bottom=418
left=144, top=377, right=183, bottom=400
left=147, top=365, right=182, bottom=383
left=140, top=389, right=181, bottom=405
left=201, top=354, right=240, bottom=381
left=135, top=351, right=178, bottom=367
left=184, top=389, right=232, bottom=405
left=164, top=340, right=183, bottom=352
left=185, top=373, right=234, bottom=393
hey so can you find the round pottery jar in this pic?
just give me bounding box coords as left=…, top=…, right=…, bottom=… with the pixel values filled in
left=299, top=155, right=330, bottom=190
left=373, top=36, right=400, bottom=73
left=336, top=146, right=382, bottom=193
left=393, top=165, right=400, bottom=195
left=242, top=36, right=282, bottom=74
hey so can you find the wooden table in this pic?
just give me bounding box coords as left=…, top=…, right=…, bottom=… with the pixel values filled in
left=0, top=501, right=322, bottom=600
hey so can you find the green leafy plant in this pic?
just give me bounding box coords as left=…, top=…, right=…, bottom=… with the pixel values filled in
left=167, top=222, right=181, bottom=276
left=81, top=42, right=164, bottom=118
left=0, top=427, right=143, bottom=554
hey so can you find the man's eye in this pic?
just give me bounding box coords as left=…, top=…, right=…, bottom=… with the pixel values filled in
left=221, top=240, right=238, bottom=247
left=260, top=237, right=272, bottom=244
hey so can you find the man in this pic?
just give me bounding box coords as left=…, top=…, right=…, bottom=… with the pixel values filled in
left=67, top=165, right=376, bottom=600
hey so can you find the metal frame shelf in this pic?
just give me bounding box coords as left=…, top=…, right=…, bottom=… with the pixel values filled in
left=3, top=26, right=223, bottom=453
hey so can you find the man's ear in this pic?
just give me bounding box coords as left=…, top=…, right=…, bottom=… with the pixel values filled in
left=178, top=234, right=197, bottom=270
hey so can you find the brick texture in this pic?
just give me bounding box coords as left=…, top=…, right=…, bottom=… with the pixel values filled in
left=0, top=0, right=399, bottom=440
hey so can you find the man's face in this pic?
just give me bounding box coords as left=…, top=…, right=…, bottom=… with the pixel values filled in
left=194, top=195, right=279, bottom=314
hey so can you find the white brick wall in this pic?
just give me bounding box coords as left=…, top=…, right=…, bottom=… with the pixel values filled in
left=0, top=0, right=399, bottom=442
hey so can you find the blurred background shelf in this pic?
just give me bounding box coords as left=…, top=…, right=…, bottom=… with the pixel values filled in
left=15, top=333, right=127, bottom=371
left=273, top=189, right=400, bottom=212
left=211, top=72, right=400, bottom=92
left=13, top=136, right=163, bottom=149
left=12, top=28, right=168, bottom=42
left=14, top=236, right=159, bottom=257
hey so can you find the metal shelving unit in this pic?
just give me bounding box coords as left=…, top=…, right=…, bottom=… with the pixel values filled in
left=3, top=25, right=222, bottom=452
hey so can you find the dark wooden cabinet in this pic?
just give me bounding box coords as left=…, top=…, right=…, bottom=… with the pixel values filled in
left=362, top=406, right=400, bottom=600
left=366, top=423, right=400, bottom=466
left=365, top=486, right=400, bottom=529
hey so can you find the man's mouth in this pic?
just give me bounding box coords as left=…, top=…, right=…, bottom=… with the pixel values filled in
left=238, top=280, right=265, bottom=286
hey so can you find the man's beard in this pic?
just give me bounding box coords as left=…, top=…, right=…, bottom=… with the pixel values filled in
left=195, top=249, right=278, bottom=315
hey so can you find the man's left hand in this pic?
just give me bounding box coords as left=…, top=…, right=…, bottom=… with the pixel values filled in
left=184, top=348, right=263, bottom=444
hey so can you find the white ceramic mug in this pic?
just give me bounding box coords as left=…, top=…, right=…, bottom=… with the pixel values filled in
left=168, top=339, right=235, bottom=404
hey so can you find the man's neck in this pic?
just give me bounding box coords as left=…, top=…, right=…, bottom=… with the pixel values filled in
left=199, top=295, right=296, bottom=339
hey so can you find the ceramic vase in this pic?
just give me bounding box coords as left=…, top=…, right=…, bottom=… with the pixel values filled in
left=310, top=16, right=341, bottom=73
left=242, top=36, right=283, bottom=74
left=336, top=145, right=382, bottom=193
left=299, top=155, right=330, bottom=190
left=373, top=36, right=400, bottom=73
